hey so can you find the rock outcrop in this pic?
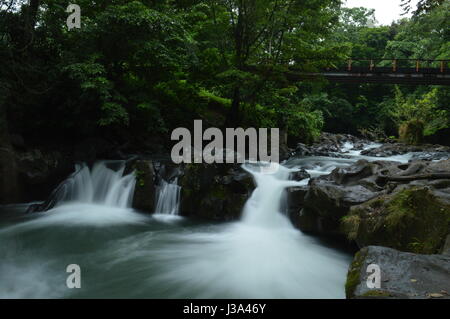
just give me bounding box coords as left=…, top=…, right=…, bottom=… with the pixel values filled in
left=294, top=160, right=400, bottom=235
left=294, top=132, right=370, bottom=157
left=180, top=163, right=253, bottom=221
left=342, top=187, right=450, bottom=254
left=361, top=143, right=450, bottom=160
left=293, top=158, right=450, bottom=253
left=346, top=246, right=450, bottom=299
left=126, top=160, right=157, bottom=213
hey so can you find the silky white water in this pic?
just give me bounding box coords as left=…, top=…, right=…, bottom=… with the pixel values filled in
left=155, top=178, right=181, bottom=215
left=3, top=140, right=414, bottom=298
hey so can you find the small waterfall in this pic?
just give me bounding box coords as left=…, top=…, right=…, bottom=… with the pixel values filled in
left=49, top=161, right=136, bottom=209
left=241, top=162, right=303, bottom=228
left=154, top=178, right=181, bottom=215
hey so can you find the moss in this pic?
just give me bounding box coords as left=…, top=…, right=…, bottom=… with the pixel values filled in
left=345, top=248, right=368, bottom=299
left=399, top=119, right=424, bottom=145
left=341, top=214, right=361, bottom=241
left=344, top=187, right=450, bottom=254
left=210, top=185, right=227, bottom=200
left=361, top=290, right=392, bottom=298
left=384, top=187, right=450, bottom=254
left=133, top=169, right=146, bottom=187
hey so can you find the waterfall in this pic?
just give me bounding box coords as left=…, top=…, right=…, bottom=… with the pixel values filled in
left=50, top=161, right=136, bottom=208
left=241, top=162, right=303, bottom=228
left=154, top=178, right=181, bottom=215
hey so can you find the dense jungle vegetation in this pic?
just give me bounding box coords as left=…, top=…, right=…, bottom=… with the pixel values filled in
left=0, top=0, right=449, bottom=150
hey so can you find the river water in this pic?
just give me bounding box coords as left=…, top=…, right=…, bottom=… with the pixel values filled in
left=0, top=143, right=414, bottom=298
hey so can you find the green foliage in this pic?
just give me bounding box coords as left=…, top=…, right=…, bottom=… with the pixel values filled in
left=390, top=87, right=449, bottom=142
left=1, top=0, right=448, bottom=149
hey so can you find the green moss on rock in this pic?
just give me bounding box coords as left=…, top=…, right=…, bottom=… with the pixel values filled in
left=345, top=248, right=368, bottom=299
left=342, top=187, right=450, bottom=254
left=361, top=290, right=392, bottom=298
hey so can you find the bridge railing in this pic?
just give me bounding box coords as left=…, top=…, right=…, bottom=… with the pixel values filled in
left=338, top=59, right=449, bottom=74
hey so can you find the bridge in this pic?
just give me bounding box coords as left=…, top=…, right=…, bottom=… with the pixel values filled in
left=287, top=59, right=450, bottom=85
left=246, top=59, right=450, bottom=85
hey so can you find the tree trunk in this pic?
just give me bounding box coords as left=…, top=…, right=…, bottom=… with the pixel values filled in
left=226, top=2, right=244, bottom=127
left=227, top=86, right=241, bottom=127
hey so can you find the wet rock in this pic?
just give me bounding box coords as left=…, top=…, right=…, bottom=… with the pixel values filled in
left=15, top=149, right=73, bottom=202
left=290, top=169, right=310, bottom=181
left=126, top=160, right=156, bottom=213
left=287, top=185, right=309, bottom=225
left=293, top=132, right=370, bottom=158
left=361, top=143, right=450, bottom=159
left=346, top=246, right=450, bottom=299
left=0, top=145, right=20, bottom=204
left=180, top=163, right=253, bottom=221
left=342, top=187, right=450, bottom=254
left=296, top=160, right=397, bottom=235
left=442, top=235, right=450, bottom=255
left=296, top=157, right=450, bottom=242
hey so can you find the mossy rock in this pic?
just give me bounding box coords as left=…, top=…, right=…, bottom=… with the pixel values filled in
left=399, top=119, right=424, bottom=145
left=342, top=187, right=450, bottom=254
left=345, top=248, right=368, bottom=298
left=127, top=160, right=156, bottom=213
left=361, top=290, right=392, bottom=298
left=180, top=163, right=253, bottom=221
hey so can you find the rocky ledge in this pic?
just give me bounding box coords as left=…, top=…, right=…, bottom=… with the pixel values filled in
left=293, top=159, right=450, bottom=255
left=346, top=246, right=450, bottom=299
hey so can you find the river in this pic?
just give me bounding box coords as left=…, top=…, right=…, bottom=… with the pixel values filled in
left=0, top=142, right=414, bottom=298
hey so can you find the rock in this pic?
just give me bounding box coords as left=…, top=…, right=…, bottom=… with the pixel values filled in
left=361, top=143, right=450, bottom=159
left=342, top=187, right=450, bottom=254
left=180, top=163, right=253, bottom=221
left=15, top=149, right=73, bottom=202
left=346, top=246, right=450, bottom=299
left=126, top=160, right=156, bottom=213
left=0, top=145, right=20, bottom=204
left=296, top=160, right=394, bottom=235
left=287, top=185, right=309, bottom=225
left=290, top=160, right=450, bottom=245
left=441, top=235, right=450, bottom=255
left=290, top=169, right=310, bottom=181
left=293, top=132, right=371, bottom=158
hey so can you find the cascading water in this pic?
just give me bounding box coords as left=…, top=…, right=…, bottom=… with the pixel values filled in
left=154, top=178, right=181, bottom=215
left=1, top=155, right=368, bottom=298
left=51, top=161, right=136, bottom=208
left=141, top=162, right=351, bottom=298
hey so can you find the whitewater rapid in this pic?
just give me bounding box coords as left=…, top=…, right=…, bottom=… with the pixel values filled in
left=1, top=140, right=414, bottom=299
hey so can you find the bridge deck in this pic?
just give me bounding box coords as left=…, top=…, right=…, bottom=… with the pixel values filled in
left=289, top=59, right=450, bottom=85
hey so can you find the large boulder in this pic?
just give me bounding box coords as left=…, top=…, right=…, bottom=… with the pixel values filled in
left=342, top=187, right=450, bottom=254
left=180, top=163, right=253, bottom=221
left=294, top=158, right=450, bottom=242
left=346, top=246, right=450, bottom=299
left=294, top=160, right=397, bottom=234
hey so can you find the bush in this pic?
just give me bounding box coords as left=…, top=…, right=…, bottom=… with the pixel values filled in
left=398, top=119, right=424, bottom=144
